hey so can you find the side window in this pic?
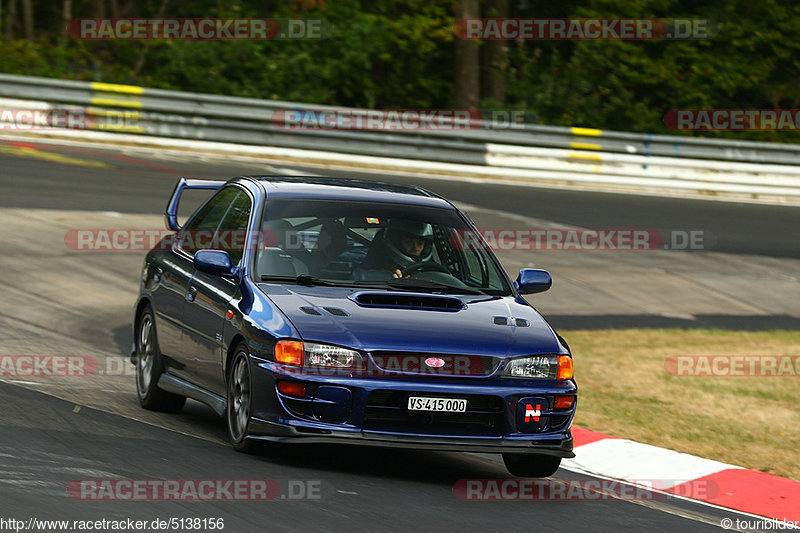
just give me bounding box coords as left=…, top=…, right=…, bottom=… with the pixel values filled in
left=217, top=191, right=252, bottom=265
left=179, top=187, right=239, bottom=255
left=448, top=228, right=505, bottom=290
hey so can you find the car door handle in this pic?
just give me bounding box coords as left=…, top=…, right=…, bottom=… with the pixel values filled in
left=186, top=286, right=197, bottom=302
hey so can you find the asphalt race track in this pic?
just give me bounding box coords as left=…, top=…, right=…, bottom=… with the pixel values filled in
left=0, top=138, right=796, bottom=532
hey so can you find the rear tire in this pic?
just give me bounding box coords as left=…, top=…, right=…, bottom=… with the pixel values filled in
left=502, top=454, right=562, bottom=478
left=135, top=306, right=186, bottom=413
left=227, top=345, right=258, bottom=453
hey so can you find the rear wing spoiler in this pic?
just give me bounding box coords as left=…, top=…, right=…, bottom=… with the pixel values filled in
left=165, top=177, right=226, bottom=231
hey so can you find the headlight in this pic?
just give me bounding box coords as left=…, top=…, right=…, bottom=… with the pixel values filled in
left=274, top=340, right=361, bottom=369
left=505, top=355, right=573, bottom=380
left=304, top=342, right=360, bottom=368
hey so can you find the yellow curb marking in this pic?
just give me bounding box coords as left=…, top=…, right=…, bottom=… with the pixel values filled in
left=0, top=143, right=110, bottom=168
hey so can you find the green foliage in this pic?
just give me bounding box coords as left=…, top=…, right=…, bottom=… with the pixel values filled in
left=2, top=0, right=800, bottom=142
left=508, top=0, right=800, bottom=141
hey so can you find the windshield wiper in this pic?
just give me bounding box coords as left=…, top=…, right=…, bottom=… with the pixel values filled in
left=383, top=278, right=487, bottom=295
left=260, top=275, right=488, bottom=295
left=260, top=274, right=341, bottom=286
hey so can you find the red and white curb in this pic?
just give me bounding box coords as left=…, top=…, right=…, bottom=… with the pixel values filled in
left=564, top=427, right=800, bottom=522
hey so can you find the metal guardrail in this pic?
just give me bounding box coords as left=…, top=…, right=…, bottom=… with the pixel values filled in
left=1, top=73, right=799, bottom=202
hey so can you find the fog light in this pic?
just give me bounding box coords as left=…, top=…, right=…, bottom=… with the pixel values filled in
left=553, top=395, right=576, bottom=410
left=277, top=381, right=306, bottom=398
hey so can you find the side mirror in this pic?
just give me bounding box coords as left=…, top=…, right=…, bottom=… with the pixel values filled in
left=194, top=250, right=234, bottom=277
left=515, top=268, right=552, bottom=294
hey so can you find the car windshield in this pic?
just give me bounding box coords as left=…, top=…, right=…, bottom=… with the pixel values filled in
left=255, top=198, right=512, bottom=296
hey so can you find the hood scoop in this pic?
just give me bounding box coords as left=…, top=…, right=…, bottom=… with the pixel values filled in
left=351, top=292, right=464, bottom=312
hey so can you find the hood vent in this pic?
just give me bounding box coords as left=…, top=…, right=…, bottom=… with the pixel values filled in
left=493, top=316, right=531, bottom=327
left=324, top=307, right=349, bottom=317
left=353, top=292, right=464, bottom=312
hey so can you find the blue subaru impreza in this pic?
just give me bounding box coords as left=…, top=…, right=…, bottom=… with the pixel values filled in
left=132, top=176, right=576, bottom=477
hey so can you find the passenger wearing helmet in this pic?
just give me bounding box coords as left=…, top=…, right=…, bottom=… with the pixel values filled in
left=362, top=219, right=434, bottom=278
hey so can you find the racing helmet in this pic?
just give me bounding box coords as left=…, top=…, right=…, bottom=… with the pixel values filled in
left=384, top=219, right=434, bottom=268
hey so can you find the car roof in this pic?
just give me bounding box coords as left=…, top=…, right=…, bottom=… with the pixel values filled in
left=239, top=176, right=454, bottom=208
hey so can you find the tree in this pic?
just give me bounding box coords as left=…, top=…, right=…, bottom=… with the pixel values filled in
left=454, top=0, right=479, bottom=108
left=21, top=0, right=32, bottom=40
left=4, top=0, right=17, bottom=42
left=480, top=0, right=509, bottom=106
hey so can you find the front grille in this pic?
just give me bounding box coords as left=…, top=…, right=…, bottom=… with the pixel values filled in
left=363, top=390, right=505, bottom=436
left=370, top=353, right=500, bottom=377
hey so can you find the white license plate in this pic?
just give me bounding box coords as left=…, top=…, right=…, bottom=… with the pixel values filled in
left=407, top=396, right=467, bottom=412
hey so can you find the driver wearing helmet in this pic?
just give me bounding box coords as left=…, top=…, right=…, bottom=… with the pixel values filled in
left=363, top=219, right=434, bottom=278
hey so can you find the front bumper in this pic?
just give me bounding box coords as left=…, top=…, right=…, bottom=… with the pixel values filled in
left=247, top=358, right=577, bottom=457
left=247, top=417, right=574, bottom=456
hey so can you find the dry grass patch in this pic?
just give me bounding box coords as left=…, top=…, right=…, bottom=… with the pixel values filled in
left=564, top=329, right=800, bottom=481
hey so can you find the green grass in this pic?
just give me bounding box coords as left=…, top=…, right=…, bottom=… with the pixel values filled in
left=564, top=329, right=800, bottom=481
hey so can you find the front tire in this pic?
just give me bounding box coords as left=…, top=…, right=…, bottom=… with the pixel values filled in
left=135, top=306, right=186, bottom=412
left=502, top=454, right=562, bottom=478
left=227, top=346, right=258, bottom=453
